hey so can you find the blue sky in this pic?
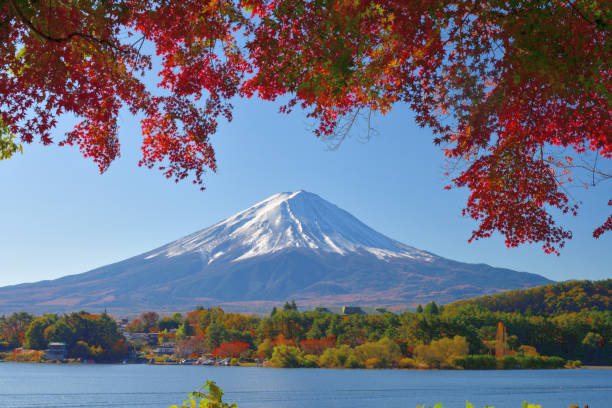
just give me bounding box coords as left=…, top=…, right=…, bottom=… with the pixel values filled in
left=0, top=94, right=610, bottom=287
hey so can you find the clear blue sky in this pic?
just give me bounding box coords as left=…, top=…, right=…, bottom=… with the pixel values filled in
left=0, top=93, right=610, bottom=287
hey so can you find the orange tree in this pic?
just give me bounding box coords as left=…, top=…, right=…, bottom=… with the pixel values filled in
left=212, top=341, right=251, bottom=358
left=0, top=0, right=609, bottom=253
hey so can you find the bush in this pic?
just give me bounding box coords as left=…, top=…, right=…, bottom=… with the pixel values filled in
left=542, top=356, right=565, bottom=369
left=415, top=336, right=469, bottom=368
left=5, top=349, right=45, bottom=363
left=501, top=355, right=520, bottom=369
left=302, top=354, right=318, bottom=368
left=256, top=338, right=274, bottom=360
left=345, top=354, right=361, bottom=368
left=353, top=338, right=401, bottom=368
left=453, top=355, right=497, bottom=370
left=319, top=345, right=352, bottom=368
left=365, top=357, right=382, bottom=369
left=270, top=345, right=304, bottom=368
left=566, top=359, right=582, bottom=368
left=399, top=357, right=417, bottom=368
left=71, top=341, right=91, bottom=359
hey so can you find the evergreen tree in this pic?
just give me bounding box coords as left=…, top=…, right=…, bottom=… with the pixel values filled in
left=424, top=302, right=439, bottom=315
left=176, top=320, right=195, bottom=340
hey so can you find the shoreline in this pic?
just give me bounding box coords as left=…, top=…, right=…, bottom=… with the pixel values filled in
left=2, top=360, right=608, bottom=369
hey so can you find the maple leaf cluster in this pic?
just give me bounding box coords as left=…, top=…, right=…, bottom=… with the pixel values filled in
left=0, top=0, right=609, bottom=253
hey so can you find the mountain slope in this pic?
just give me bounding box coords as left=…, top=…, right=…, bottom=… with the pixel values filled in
left=447, top=279, right=612, bottom=315
left=0, top=191, right=552, bottom=313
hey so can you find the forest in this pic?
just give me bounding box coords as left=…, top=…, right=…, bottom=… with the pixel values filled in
left=0, top=280, right=610, bottom=367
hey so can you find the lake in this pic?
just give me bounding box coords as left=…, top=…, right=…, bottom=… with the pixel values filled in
left=0, top=363, right=610, bottom=408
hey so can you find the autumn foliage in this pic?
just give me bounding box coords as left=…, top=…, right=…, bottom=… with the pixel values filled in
left=212, top=341, right=250, bottom=358
left=299, top=338, right=336, bottom=355
left=0, top=0, right=609, bottom=252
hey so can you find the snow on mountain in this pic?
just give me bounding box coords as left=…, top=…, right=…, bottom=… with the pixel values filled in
left=0, top=190, right=553, bottom=314
left=144, top=190, right=434, bottom=263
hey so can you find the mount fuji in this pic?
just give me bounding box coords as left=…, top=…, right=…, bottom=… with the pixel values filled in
left=0, top=191, right=551, bottom=313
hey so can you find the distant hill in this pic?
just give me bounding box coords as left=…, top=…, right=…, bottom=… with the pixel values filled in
left=0, top=191, right=551, bottom=314
left=448, top=279, right=612, bottom=315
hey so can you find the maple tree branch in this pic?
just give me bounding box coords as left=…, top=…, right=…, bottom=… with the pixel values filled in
left=568, top=1, right=609, bottom=31
left=7, top=0, right=121, bottom=53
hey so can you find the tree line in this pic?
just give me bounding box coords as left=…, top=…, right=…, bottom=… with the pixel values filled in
left=0, top=311, right=128, bottom=362
left=1, top=281, right=610, bottom=366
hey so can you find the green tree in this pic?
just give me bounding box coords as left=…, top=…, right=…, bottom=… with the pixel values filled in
left=352, top=338, right=402, bottom=368
left=415, top=336, right=469, bottom=368
left=205, top=323, right=228, bottom=351
left=270, top=345, right=304, bottom=368
left=24, top=315, right=57, bottom=350
left=424, top=302, right=439, bottom=315
left=176, top=320, right=195, bottom=340
left=582, top=332, right=603, bottom=348
left=71, top=340, right=91, bottom=359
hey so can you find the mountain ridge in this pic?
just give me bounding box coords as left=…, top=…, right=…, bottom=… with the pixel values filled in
left=0, top=190, right=552, bottom=314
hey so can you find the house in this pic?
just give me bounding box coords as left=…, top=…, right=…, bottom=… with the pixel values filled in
left=45, top=342, right=67, bottom=360
left=315, top=306, right=331, bottom=313
left=375, top=307, right=388, bottom=314
left=124, top=332, right=158, bottom=345
left=153, top=343, right=175, bottom=356
left=341, top=306, right=364, bottom=315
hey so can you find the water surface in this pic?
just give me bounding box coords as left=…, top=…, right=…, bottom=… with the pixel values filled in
left=0, top=363, right=610, bottom=408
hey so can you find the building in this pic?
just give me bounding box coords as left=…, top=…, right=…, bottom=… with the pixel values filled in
left=45, top=342, right=67, bottom=360
left=314, top=306, right=331, bottom=313
left=341, top=306, right=364, bottom=315
left=154, top=343, right=175, bottom=356
left=124, top=332, right=158, bottom=345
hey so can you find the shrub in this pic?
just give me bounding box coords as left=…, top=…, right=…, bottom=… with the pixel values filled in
left=565, top=359, right=582, bottom=368
left=399, top=357, right=417, bottom=368
left=319, top=345, right=352, bottom=368
left=344, top=354, right=361, bottom=368
left=353, top=338, right=401, bottom=368
left=302, top=354, right=319, bottom=368
left=71, top=341, right=91, bottom=359
left=5, top=349, right=45, bottom=362
left=365, top=357, right=382, bottom=369
left=415, top=336, right=469, bottom=368
left=542, top=356, right=565, bottom=369
left=256, top=338, right=274, bottom=360
left=270, top=345, right=304, bottom=368
left=501, top=355, right=520, bottom=369
left=453, top=355, right=497, bottom=370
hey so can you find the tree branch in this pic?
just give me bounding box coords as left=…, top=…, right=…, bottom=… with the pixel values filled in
left=7, top=0, right=121, bottom=52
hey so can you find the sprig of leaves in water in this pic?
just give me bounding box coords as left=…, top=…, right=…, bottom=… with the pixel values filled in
left=170, top=380, right=237, bottom=408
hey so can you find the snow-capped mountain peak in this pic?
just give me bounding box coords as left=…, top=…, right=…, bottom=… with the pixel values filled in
left=145, top=190, right=433, bottom=263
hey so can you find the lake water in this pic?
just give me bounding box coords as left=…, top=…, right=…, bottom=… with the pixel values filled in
left=0, top=363, right=610, bottom=408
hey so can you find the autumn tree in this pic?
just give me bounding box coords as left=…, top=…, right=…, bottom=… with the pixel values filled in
left=299, top=338, right=336, bottom=355
left=24, top=314, right=57, bottom=350
left=212, top=341, right=250, bottom=358
left=1, top=0, right=609, bottom=253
